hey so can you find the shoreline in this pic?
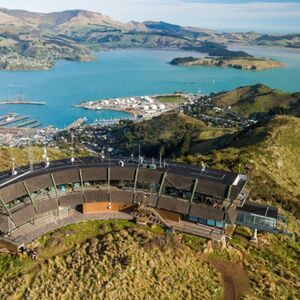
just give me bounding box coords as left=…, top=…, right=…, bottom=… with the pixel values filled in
left=1, top=45, right=296, bottom=72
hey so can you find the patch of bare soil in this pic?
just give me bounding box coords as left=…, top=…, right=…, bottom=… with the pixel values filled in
left=207, top=258, right=249, bottom=300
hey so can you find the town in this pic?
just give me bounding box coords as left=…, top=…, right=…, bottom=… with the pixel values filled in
left=0, top=92, right=258, bottom=150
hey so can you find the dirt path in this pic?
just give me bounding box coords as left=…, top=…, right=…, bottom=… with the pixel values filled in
left=204, top=256, right=249, bottom=300
left=209, top=260, right=238, bottom=300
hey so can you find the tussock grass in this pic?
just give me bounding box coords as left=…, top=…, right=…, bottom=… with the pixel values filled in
left=0, top=225, right=222, bottom=300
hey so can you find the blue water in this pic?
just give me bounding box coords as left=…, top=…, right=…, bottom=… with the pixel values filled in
left=0, top=47, right=299, bottom=128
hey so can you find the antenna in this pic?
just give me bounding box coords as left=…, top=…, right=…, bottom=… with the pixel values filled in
left=11, top=157, right=17, bottom=176
left=201, top=161, right=206, bottom=173
left=42, top=147, right=50, bottom=168
left=8, top=145, right=17, bottom=176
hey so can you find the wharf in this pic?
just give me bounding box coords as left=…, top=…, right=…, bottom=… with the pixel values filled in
left=0, top=115, right=28, bottom=127
left=63, top=117, right=87, bottom=131
left=0, top=100, right=46, bottom=105
left=29, top=122, right=42, bottom=129
left=0, top=113, right=16, bottom=121
left=16, top=119, right=37, bottom=128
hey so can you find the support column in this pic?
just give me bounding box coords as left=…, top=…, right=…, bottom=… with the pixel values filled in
left=79, top=169, right=84, bottom=194
left=50, top=173, right=60, bottom=216
left=158, top=172, right=167, bottom=196
left=224, top=185, right=233, bottom=210
left=107, top=167, right=111, bottom=203
left=50, top=174, right=59, bottom=199
left=190, top=178, right=198, bottom=203
left=133, top=167, right=139, bottom=193
left=22, top=181, right=38, bottom=214
left=0, top=195, right=12, bottom=219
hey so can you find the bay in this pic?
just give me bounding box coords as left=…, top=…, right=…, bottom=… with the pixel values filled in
left=0, top=47, right=299, bottom=128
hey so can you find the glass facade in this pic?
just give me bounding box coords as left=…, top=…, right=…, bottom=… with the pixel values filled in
left=185, top=215, right=225, bottom=228
left=236, top=211, right=276, bottom=230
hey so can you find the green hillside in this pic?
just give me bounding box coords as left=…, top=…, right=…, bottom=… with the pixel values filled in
left=120, top=113, right=206, bottom=157
left=0, top=146, right=87, bottom=172
left=214, top=84, right=300, bottom=117
left=186, top=115, right=300, bottom=299
left=190, top=115, right=300, bottom=217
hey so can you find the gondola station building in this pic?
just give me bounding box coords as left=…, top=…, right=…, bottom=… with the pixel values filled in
left=0, top=157, right=287, bottom=253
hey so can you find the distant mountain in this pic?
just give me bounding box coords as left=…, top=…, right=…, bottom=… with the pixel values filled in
left=0, top=8, right=299, bottom=70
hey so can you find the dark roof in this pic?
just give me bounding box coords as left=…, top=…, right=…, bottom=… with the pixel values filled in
left=0, top=157, right=248, bottom=206
left=0, top=156, right=247, bottom=190
left=239, top=201, right=278, bottom=219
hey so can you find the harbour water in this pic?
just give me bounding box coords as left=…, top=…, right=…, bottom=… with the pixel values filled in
left=0, top=47, right=299, bottom=128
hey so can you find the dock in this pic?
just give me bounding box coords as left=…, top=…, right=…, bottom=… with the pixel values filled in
left=16, top=120, right=38, bottom=128
left=29, top=122, right=42, bottom=129
left=0, top=115, right=28, bottom=127
left=0, top=100, right=46, bottom=105
left=0, top=113, right=17, bottom=121
left=63, top=117, right=87, bottom=131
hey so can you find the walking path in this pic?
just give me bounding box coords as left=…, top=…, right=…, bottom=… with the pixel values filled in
left=7, top=210, right=133, bottom=246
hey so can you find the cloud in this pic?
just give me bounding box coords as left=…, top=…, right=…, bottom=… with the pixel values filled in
left=0, top=0, right=299, bottom=33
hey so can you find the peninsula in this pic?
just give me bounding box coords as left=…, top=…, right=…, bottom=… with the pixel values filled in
left=170, top=56, right=285, bottom=71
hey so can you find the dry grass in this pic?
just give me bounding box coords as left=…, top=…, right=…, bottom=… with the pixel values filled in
left=0, top=225, right=222, bottom=300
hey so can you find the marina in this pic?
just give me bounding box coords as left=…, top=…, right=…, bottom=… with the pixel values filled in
left=0, top=113, right=16, bottom=121
left=0, top=113, right=42, bottom=129
left=63, top=117, right=88, bottom=131
left=0, top=115, right=28, bottom=127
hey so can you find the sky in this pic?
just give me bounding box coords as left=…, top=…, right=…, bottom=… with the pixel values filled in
left=0, top=0, right=299, bottom=33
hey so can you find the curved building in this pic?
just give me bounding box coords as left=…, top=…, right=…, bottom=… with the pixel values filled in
left=0, top=157, right=282, bottom=253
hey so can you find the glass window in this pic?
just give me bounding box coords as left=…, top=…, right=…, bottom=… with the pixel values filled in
left=216, top=221, right=225, bottom=228
left=207, top=219, right=216, bottom=226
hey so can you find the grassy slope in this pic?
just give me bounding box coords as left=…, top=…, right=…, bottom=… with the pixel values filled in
left=190, top=115, right=300, bottom=205
left=121, top=112, right=206, bottom=156
left=121, top=112, right=235, bottom=157
left=186, top=115, right=300, bottom=299
left=0, top=222, right=222, bottom=300
left=215, top=84, right=300, bottom=116
left=0, top=146, right=89, bottom=172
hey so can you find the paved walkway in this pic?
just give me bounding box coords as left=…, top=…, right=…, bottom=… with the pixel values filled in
left=7, top=211, right=133, bottom=246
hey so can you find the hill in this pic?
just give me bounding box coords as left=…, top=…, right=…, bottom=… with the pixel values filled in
left=0, top=8, right=299, bottom=70
left=190, top=115, right=300, bottom=217
left=214, top=84, right=300, bottom=117
left=119, top=113, right=206, bottom=157
left=170, top=56, right=284, bottom=71
left=0, top=222, right=222, bottom=299
left=186, top=115, right=300, bottom=299
left=0, top=146, right=87, bottom=172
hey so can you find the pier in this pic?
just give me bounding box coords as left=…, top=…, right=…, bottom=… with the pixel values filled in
left=63, top=117, right=87, bottom=131
left=29, top=122, right=42, bottom=129
left=0, top=115, right=28, bottom=127
left=0, top=100, right=46, bottom=105
left=0, top=113, right=16, bottom=121
left=16, top=119, right=38, bottom=128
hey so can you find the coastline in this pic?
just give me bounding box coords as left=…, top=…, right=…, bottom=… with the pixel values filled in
left=1, top=44, right=293, bottom=72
